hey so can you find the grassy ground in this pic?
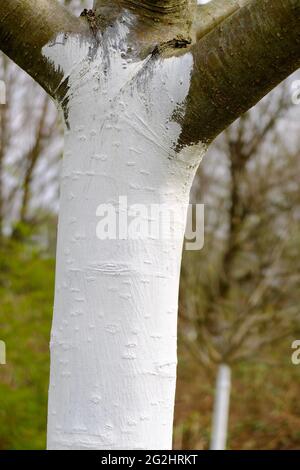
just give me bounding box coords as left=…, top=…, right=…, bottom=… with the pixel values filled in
left=174, top=345, right=300, bottom=449
left=0, top=242, right=299, bottom=450
left=0, top=242, right=54, bottom=450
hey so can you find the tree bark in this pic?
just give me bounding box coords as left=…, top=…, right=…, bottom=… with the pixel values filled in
left=0, top=0, right=299, bottom=450
left=177, top=0, right=300, bottom=147
left=0, top=1, right=86, bottom=100
left=43, top=15, right=205, bottom=448
left=195, top=0, right=242, bottom=40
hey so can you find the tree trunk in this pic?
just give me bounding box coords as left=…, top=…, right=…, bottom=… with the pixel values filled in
left=44, top=15, right=205, bottom=449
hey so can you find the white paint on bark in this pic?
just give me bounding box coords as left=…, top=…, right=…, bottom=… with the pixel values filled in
left=43, top=12, right=206, bottom=450
left=210, top=364, right=231, bottom=450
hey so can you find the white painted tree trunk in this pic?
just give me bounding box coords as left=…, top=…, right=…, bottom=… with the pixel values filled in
left=210, top=364, right=231, bottom=451
left=44, top=14, right=206, bottom=450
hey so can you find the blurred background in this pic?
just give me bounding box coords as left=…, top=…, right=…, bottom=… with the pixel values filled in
left=0, top=0, right=300, bottom=450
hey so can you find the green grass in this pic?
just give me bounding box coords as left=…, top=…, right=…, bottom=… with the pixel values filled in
left=174, top=343, right=300, bottom=450
left=0, top=241, right=54, bottom=450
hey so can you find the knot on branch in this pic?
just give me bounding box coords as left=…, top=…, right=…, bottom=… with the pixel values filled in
left=152, top=35, right=192, bottom=56
left=80, top=9, right=98, bottom=36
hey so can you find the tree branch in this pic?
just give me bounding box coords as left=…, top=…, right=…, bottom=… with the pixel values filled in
left=94, top=0, right=195, bottom=29
left=177, top=0, right=300, bottom=148
left=195, top=0, right=243, bottom=40
left=98, top=0, right=190, bottom=16
left=0, top=0, right=85, bottom=99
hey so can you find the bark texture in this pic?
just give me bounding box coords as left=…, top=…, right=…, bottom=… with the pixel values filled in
left=195, top=0, right=242, bottom=40
left=43, top=15, right=205, bottom=448
left=0, top=0, right=85, bottom=99
left=177, top=0, right=300, bottom=146
left=95, top=0, right=193, bottom=21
